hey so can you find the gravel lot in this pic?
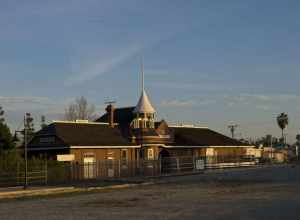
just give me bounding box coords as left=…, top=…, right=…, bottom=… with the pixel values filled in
left=1, top=165, right=300, bottom=220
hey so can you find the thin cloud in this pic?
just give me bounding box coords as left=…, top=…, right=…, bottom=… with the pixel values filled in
left=0, top=96, right=69, bottom=113
left=64, top=26, right=184, bottom=86
left=0, top=96, right=52, bottom=107
left=224, top=93, right=300, bottom=106
left=64, top=43, right=144, bottom=86
left=152, top=81, right=223, bottom=92
left=161, top=100, right=195, bottom=108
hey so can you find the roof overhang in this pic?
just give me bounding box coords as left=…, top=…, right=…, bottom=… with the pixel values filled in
left=70, top=145, right=141, bottom=149
left=164, top=145, right=254, bottom=148
left=28, top=147, right=69, bottom=151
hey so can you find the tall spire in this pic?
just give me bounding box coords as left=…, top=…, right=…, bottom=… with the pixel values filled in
left=141, top=58, right=144, bottom=92
left=133, top=60, right=156, bottom=114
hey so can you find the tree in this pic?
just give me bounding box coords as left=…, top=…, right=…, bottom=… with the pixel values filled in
left=277, top=112, right=288, bottom=144
left=0, top=106, right=4, bottom=124
left=64, top=96, right=96, bottom=121
left=0, top=106, right=15, bottom=151
left=254, top=135, right=279, bottom=148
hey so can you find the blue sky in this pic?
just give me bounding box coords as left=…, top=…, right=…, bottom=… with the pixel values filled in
left=0, top=0, right=300, bottom=142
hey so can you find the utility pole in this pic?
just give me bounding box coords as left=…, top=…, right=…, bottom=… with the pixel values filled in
left=228, top=124, right=238, bottom=139
left=23, top=112, right=33, bottom=189
left=24, top=113, right=28, bottom=189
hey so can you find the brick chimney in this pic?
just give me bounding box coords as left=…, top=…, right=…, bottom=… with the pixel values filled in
left=105, top=104, right=115, bottom=128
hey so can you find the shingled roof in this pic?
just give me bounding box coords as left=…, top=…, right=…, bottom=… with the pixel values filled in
left=95, top=107, right=135, bottom=125
left=170, top=127, right=248, bottom=146
left=31, top=122, right=135, bottom=146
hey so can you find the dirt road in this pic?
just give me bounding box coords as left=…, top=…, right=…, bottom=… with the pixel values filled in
left=1, top=165, right=300, bottom=220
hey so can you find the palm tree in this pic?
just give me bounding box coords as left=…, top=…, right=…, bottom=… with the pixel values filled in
left=277, top=112, right=288, bottom=144
left=0, top=106, right=4, bottom=124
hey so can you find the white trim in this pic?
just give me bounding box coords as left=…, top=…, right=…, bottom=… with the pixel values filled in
left=142, top=143, right=166, bottom=147
left=70, top=145, right=141, bottom=149
left=164, top=145, right=254, bottom=148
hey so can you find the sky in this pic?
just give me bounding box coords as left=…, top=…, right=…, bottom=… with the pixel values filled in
left=0, top=0, right=300, bottom=143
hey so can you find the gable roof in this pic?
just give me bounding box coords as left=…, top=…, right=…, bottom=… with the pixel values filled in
left=170, top=127, right=248, bottom=146
left=95, top=107, right=135, bottom=125
left=31, top=122, right=135, bottom=147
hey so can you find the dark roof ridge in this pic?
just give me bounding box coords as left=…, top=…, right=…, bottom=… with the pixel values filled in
left=52, top=120, right=108, bottom=125
left=169, top=125, right=209, bottom=129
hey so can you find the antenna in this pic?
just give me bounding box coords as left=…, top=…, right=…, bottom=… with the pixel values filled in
left=228, top=124, right=239, bottom=139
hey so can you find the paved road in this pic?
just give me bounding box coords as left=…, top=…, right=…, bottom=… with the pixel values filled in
left=1, top=165, right=300, bottom=220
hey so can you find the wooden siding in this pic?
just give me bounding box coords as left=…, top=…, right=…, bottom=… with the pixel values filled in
left=70, top=148, right=137, bottom=163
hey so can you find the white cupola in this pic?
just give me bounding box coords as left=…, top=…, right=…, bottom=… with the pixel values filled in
left=132, top=61, right=156, bottom=129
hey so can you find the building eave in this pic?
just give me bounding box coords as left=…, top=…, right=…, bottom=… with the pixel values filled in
left=164, top=145, right=254, bottom=148
left=70, top=145, right=141, bottom=149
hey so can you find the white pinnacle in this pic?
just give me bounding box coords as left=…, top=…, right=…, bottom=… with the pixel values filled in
left=133, top=61, right=156, bottom=114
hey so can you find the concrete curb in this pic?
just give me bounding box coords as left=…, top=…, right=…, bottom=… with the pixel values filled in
left=0, top=182, right=155, bottom=200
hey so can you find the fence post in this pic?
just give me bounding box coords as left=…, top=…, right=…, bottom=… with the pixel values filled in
left=45, top=158, right=48, bottom=185
left=17, top=161, right=20, bottom=185
left=192, top=156, right=195, bottom=171
left=176, top=158, right=180, bottom=173
left=159, top=159, right=162, bottom=176
left=118, top=160, right=121, bottom=178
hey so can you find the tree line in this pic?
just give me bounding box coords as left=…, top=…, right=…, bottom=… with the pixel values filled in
left=0, top=96, right=96, bottom=152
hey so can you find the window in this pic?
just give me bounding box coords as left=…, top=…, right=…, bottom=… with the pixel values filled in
left=83, top=153, right=96, bottom=179
left=121, top=149, right=128, bottom=161
left=121, top=149, right=128, bottom=168
left=106, top=151, right=114, bottom=160
left=147, top=148, right=154, bottom=160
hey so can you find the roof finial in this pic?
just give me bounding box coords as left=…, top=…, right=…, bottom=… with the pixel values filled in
left=141, top=57, right=144, bottom=92
left=133, top=57, right=156, bottom=114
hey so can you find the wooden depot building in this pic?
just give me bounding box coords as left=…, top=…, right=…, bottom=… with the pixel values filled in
left=28, top=81, right=252, bottom=166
